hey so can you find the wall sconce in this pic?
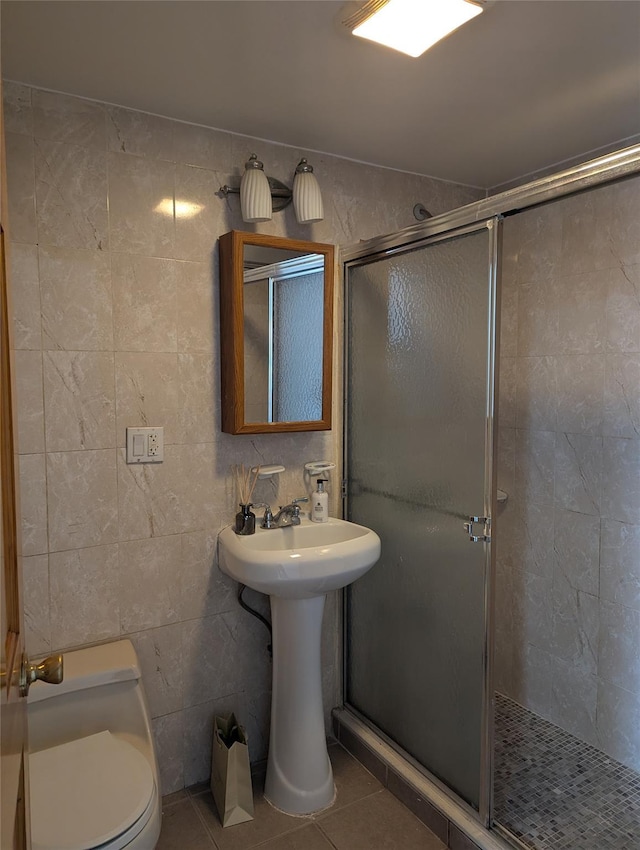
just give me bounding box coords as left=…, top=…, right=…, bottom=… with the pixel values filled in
left=219, top=153, right=324, bottom=224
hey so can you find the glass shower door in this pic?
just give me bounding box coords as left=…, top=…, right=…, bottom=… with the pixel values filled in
left=345, top=222, right=498, bottom=815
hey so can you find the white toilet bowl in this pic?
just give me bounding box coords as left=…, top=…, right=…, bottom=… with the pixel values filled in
left=27, top=640, right=161, bottom=850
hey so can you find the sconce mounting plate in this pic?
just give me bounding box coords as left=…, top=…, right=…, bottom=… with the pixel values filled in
left=266, top=177, right=293, bottom=212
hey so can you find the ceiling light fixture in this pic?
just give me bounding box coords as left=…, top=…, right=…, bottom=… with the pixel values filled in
left=219, top=154, right=324, bottom=224
left=344, top=0, right=483, bottom=58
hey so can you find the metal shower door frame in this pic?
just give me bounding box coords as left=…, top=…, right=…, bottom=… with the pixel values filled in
left=341, top=216, right=501, bottom=827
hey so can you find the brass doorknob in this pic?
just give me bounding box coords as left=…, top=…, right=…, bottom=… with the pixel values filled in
left=20, top=653, right=63, bottom=697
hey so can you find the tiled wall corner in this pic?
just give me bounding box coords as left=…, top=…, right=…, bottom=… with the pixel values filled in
left=495, top=175, right=640, bottom=770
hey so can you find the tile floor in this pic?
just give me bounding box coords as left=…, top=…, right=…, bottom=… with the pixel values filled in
left=494, top=693, right=640, bottom=850
left=156, top=742, right=448, bottom=850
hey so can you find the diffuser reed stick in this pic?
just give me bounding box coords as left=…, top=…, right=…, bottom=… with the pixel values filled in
left=234, top=464, right=260, bottom=504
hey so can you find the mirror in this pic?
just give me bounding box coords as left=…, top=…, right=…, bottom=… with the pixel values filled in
left=219, top=231, right=334, bottom=434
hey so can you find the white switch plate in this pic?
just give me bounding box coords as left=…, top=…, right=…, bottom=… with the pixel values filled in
left=126, top=427, right=164, bottom=463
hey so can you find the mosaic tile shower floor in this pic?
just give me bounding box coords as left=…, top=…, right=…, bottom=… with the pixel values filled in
left=493, top=693, right=640, bottom=850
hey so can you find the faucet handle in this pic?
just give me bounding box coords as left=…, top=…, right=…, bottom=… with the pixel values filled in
left=255, top=503, right=276, bottom=529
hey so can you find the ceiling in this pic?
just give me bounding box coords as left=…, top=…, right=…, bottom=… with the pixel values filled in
left=2, top=0, right=640, bottom=189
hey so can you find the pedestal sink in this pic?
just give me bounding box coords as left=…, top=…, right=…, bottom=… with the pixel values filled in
left=218, top=517, right=381, bottom=815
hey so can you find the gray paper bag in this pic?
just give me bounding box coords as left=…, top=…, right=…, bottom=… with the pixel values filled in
left=210, top=713, right=254, bottom=827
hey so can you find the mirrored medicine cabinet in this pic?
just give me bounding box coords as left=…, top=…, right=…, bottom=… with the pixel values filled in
left=219, top=231, right=334, bottom=434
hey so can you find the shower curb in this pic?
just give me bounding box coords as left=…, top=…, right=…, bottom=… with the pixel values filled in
left=332, top=707, right=513, bottom=850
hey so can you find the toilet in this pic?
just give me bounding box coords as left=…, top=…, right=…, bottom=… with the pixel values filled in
left=27, top=639, right=162, bottom=850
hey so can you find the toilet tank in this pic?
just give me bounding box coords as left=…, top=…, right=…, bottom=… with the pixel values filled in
left=28, top=640, right=155, bottom=762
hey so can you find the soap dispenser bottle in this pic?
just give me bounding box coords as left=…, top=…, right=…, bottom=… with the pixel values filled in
left=311, top=479, right=329, bottom=523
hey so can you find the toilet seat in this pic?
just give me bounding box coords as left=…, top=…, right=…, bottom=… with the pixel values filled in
left=30, top=730, right=156, bottom=850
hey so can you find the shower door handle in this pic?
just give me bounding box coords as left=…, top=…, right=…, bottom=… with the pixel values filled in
left=463, top=516, right=491, bottom=543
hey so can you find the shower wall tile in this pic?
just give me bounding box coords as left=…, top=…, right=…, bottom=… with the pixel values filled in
left=153, top=711, right=185, bottom=795
left=559, top=188, right=613, bottom=277
left=118, top=534, right=182, bottom=632
left=506, top=202, right=563, bottom=286
left=39, top=245, right=113, bottom=351
left=43, top=350, right=115, bottom=451
left=510, top=643, right=552, bottom=718
left=599, top=599, right=640, bottom=695
left=32, top=89, right=106, bottom=149
left=551, top=576, right=598, bottom=676
left=35, top=138, right=108, bottom=250
left=14, top=349, right=45, bottom=454
left=497, top=499, right=554, bottom=578
left=517, top=280, right=558, bottom=356
left=601, top=437, right=640, bottom=524
left=556, top=354, right=605, bottom=436
left=174, top=163, right=224, bottom=262
left=606, top=262, right=640, bottom=353
left=3, top=81, right=33, bottom=136
left=499, top=178, right=640, bottom=770
left=499, top=285, right=518, bottom=358
left=46, top=449, right=118, bottom=551
left=107, top=152, right=175, bottom=256
left=497, top=357, right=516, bottom=428
left=511, top=568, right=554, bottom=654
left=553, top=508, right=600, bottom=596
left=514, top=428, right=555, bottom=506
left=5, top=132, right=36, bottom=243
left=115, top=352, right=179, bottom=446
left=22, top=554, right=51, bottom=656
left=9, top=243, right=41, bottom=350
left=496, top=427, right=515, bottom=496
left=175, top=260, right=216, bottom=354
left=515, top=356, right=557, bottom=431
left=603, top=354, right=640, bottom=437
left=607, top=176, right=640, bottom=266
left=600, top=520, right=640, bottom=611
left=112, top=253, right=178, bottom=351
left=556, top=269, right=607, bottom=354
left=128, top=623, right=184, bottom=718
left=597, top=680, right=640, bottom=773
left=49, top=543, right=120, bottom=649
left=554, top=432, right=602, bottom=516
left=19, top=453, right=48, bottom=556
left=549, top=657, right=597, bottom=745
left=106, top=105, right=174, bottom=159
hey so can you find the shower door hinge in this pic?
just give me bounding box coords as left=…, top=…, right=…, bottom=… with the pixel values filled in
left=464, top=516, right=491, bottom=543
left=341, top=478, right=347, bottom=499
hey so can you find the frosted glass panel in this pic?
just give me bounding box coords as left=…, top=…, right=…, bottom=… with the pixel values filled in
left=273, top=271, right=324, bottom=421
left=345, top=228, right=493, bottom=810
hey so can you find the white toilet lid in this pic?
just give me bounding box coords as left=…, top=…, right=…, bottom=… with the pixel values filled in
left=30, top=731, right=155, bottom=850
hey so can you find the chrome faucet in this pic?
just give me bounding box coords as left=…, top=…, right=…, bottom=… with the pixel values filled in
left=260, top=497, right=308, bottom=529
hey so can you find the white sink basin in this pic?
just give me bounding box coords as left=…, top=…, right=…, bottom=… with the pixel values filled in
left=218, top=516, right=381, bottom=599
left=218, top=514, right=380, bottom=816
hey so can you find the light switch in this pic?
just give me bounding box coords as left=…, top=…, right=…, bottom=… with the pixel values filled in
left=126, top=427, right=164, bottom=464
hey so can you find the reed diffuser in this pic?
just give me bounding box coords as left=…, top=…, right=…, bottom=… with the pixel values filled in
left=234, top=464, right=260, bottom=535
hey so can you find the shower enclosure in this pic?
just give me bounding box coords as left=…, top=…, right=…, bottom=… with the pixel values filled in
left=341, top=147, right=640, bottom=850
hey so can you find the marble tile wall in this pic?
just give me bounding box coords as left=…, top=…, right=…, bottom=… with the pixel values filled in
left=4, top=81, right=482, bottom=794
left=495, top=174, right=640, bottom=772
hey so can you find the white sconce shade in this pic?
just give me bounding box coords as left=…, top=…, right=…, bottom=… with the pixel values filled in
left=240, top=154, right=272, bottom=222
left=293, top=159, right=324, bottom=223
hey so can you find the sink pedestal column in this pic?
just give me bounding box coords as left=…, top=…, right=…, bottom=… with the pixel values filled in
left=264, top=595, right=335, bottom=815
